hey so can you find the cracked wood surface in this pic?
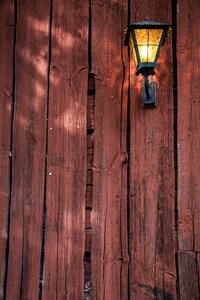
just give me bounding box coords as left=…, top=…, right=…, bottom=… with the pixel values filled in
left=91, top=1, right=129, bottom=299
left=0, top=1, right=14, bottom=298
left=41, top=0, right=88, bottom=299
left=5, top=1, right=50, bottom=299
left=177, top=0, right=200, bottom=299
left=177, top=0, right=200, bottom=252
left=129, top=1, right=177, bottom=299
left=0, top=0, right=199, bottom=299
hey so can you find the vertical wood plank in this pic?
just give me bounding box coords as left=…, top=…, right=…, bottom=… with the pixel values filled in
left=197, top=254, right=200, bottom=291
left=129, top=1, right=177, bottom=299
left=177, top=0, right=200, bottom=297
left=42, top=1, right=88, bottom=299
left=177, top=0, right=200, bottom=252
left=6, top=1, right=50, bottom=299
left=91, top=1, right=129, bottom=299
left=178, top=251, right=199, bottom=300
left=0, top=1, right=14, bottom=298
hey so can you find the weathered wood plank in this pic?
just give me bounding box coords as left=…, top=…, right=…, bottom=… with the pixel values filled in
left=0, top=1, right=14, bottom=298
left=197, top=254, right=200, bottom=290
left=91, top=0, right=129, bottom=299
left=42, top=0, right=88, bottom=299
left=177, top=0, right=200, bottom=252
left=129, top=1, right=176, bottom=299
left=177, top=0, right=200, bottom=296
left=6, top=1, right=50, bottom=299
left=178, top=251, right=199, bottom=300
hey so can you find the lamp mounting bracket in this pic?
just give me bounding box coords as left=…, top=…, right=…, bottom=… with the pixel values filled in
left=142, top=76, right=156, bottom=108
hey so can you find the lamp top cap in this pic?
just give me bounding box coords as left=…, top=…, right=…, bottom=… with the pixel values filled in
left=127, top=20, right=171, bottom=28
left=124, top=20, right=172, bottom=46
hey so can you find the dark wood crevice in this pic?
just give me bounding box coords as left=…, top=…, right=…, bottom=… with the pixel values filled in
left=127, top=82, right=131, bottom=300
left=38, top=0, right=53, bottom=298
left=127, top=1, right=131, bottom=298
left=172, top=0, right=180, bottom=298
left=84, top=0, right=94, bottom=298
left=4, top=0, right=17, bottom=297
left=84, top=78, right=95, bottom=297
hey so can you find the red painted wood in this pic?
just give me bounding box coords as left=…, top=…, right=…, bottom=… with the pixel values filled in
left=6, top=1, right=50, bottom=299
left=0, top=1, right=14, bottom=298
left=198, top=254, right=200, bottom=289
left=129, top=1, right=177, bottom=299
left=0, top=1, right=199, bottom=298
left=177, top=0, right=200, bottom=296
left=91, top=1, right=129, bottom=299
left=178, top=251, right=199, bottom=299
left=177, top=0, right=200, bottom=252
left=42, top=1, right=88, bottom=299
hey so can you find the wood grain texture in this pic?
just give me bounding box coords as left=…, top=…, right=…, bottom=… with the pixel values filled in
left=0, top=1, right=199, bottom=299
left=42, top=0, right=88, bottom=299
left=6, top=1, right=50, bottom=299
left=129, top=1, right=177, bottom=299
left=177, top=0, right=200, bottom=252
left=178, top=251, right=199, bottom=300
left=177, top=0, right=200, bottom=297
left=91, top=0, right=129, bottom=299
left=0, top=1, right=14, bottom=298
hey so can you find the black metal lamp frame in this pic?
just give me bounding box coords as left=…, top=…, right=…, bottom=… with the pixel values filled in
left=124, top=20, right=171, bottom=108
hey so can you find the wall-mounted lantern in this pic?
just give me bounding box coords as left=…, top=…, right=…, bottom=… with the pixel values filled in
left=124, top=19, right=171, bottom=108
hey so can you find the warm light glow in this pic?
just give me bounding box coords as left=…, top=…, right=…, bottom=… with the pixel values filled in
left=132, top=28, right=163, bottom=63
left=134, top=29, right=163, bottom=46
left=129, top=35, right=137, bottom=65
left=138, top=45, right=158, bottom=62
left=124, top=21, right=172, bottom=107
left=140, top=45, right=149, bottom=61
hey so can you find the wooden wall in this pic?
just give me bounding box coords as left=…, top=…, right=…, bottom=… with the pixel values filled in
left=0, top=0, right=199, bottom=299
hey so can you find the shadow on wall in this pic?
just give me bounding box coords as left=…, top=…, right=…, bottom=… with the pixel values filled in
left=4, top=0, right=128, bottom=299
left=2, top=0, right=175, bottom=299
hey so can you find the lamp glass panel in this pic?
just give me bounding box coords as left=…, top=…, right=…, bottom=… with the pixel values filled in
left=134, top=29, right=148, bottom=45
left=147, top=45, right=159, bottom=62
left=149, top=29, right=163, bottom=45
left=129, top=34, right=138, bottom=65
left=138, top=45, right=148, bottom=62
left=134, top=28, right=163, bottom=63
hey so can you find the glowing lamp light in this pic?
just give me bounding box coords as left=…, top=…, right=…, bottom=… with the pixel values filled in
left=124, top=19, right=172, bottom=108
